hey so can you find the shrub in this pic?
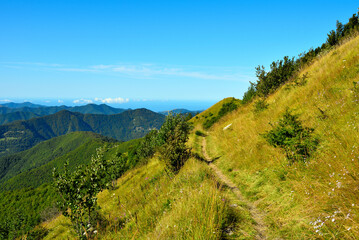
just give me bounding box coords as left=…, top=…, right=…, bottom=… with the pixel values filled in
left=195, top=130, right=206, bottom=137
left=157, top=113, right=191, bottom=173
left=262, top=109, right=319, bottom=164
left=203, top=100, right=238, bottom=129
left=242, top=82, right=257, bottom=104
left=26, top=226, right=49, bottom=240
left=254, top=99, right=269, bottom=113
left=293, top=73, right=308, bottom=87
left=53, top=147, right=112, bottom=238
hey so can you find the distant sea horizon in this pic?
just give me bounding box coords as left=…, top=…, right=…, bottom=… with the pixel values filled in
left=0, top=98, right=220, bottom=112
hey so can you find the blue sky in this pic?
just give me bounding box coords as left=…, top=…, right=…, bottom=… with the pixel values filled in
left=0, top=1, right=358, bottom=110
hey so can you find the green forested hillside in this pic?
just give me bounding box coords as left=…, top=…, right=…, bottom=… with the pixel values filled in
left=0, top=108, right=165, bottom=156
left=0, top=132, right=139, bottom=239
left=0, top=111, right=40, bottom=125
left=0, top=132, right=111, bottom=187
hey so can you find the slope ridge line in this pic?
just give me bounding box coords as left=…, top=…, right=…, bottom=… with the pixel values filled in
left=201, top=136, right=268, bottom=240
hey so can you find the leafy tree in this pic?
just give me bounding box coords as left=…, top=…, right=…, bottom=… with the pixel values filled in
left=336, top=20, right=344, bottom=40
left=53, top=147, right=111, bottom=238
left=136, top=130, right=159, bottom=162
left=327, top=30, right=338, bottom=46
left=242, top=82, right=257, bottom=104
left=157, top=113, right=191, bottom=173
left=255, top=56, right=296, bottom=96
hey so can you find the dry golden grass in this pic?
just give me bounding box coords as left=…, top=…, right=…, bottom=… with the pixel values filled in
left=200, top=34, right=359, bottom=239
left=42, top=32, right=359, bottom=240
left=43, top=156, right=256, bottom=239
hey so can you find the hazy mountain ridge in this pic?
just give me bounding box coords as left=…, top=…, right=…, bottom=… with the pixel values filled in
left=0, top=103, right=128, bottom=125
left=0, top=102, right=45, bottom=108
left=0, top=108, right=165, bottom=156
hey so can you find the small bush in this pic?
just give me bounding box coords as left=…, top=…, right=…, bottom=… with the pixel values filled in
left=262, top=109, right=319, bottom=164
left=254, top=99, right=269, bottom=113
left=203, top=116, right=218, bottom=129
left=26, top=226, right=49, bottom=240
left=203, top=100, right=238, bottom=129
left=195, top=130, right=206, bottom=137
left=293, top=73, right=308, bottom=86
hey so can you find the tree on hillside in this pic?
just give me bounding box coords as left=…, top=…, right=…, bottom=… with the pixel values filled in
left=157, top=113, right=191, bottom=173
left=53, top=147, right=112, bottom=239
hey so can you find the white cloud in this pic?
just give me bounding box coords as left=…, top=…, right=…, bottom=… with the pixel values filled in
left=95, top=97, right=129, bottom=104
left=73, top=99, right=93, bottom=104
left=0, top=99, right=11, bottom=102
left=111, top=65, right=248, bottom=81
left=58, top=99, right=64, bottom=103
left=91, top=64, right=114, bottom=70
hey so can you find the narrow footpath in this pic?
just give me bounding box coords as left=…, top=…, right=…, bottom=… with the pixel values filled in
left=202, top=137, right=268, bottom=240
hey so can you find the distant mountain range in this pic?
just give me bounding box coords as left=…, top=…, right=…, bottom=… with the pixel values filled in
left=0, top=108, right=165, bottom=156
left=0, top=102, right=201, bottom=125
left=0, top=103, right=128, bottom=125
left=0, top=102, right=45, bottom=108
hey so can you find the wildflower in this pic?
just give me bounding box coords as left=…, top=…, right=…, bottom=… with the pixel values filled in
left=348, top=227, right=351, bottom=231
left=332, top=218, right=335, bottom=222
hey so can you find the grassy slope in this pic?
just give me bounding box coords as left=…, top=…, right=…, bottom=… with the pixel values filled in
left=191, top=97, right=240, bottom=126
left=44, top=158, right=224, bottom=239
left=43, top=150, right=261, bottom=240
left=40, top=34, right=359, bottom=240
left=200, top=34, right=359, bottom=239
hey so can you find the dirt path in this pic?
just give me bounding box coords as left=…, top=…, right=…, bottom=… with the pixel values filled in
left=202, top=137, right=268, bottom=240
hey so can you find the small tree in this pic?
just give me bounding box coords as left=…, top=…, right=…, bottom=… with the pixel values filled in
left=263, top=109, right=319, bottom=164
left=53, top=147, right=110, bottom=238
left=157, top=113, right=191, bottom=173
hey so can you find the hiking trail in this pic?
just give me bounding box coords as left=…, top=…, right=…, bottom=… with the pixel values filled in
left=201, top=136, right=268, bottom=240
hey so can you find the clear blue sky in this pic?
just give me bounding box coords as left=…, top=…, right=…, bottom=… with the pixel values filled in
left=0, top=1, right=358, bottom=109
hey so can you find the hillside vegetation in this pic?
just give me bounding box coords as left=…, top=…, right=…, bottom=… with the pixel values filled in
left=0, top=133, right=140, bottom=239
left=14, top=11, right=359, bottom=240
left=196, top=33, right=359, bottom=238
left=0, top=108, right=165, bottom=156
